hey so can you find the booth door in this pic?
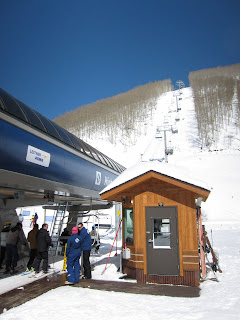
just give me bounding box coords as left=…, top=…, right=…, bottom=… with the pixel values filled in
left=145, top=206, right=180, bottom=275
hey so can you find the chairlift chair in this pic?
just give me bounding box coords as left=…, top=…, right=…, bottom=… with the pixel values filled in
left=155, top=133, right=163, bottom=139
left=166, top=148, right=173, bottom=155
left=172, top=126, right=178, bottom=134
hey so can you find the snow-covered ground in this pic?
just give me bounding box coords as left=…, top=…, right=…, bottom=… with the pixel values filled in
left=1, top=87, right=240, bottom=319
left=1, top=224, right=240, bottom=320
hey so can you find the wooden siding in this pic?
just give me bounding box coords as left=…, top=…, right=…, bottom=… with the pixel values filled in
left=122, top=265, right=200, bottom=287
left=102, top=171, right=210, bottom=287
left=182, top=250, right=200, bottom=271
left=123, top=248, right=144, bottom=270
left=122, top=179, right=200, bottom=277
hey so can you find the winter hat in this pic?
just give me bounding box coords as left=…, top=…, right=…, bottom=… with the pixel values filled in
left=72, top=227, right=78, bottom=234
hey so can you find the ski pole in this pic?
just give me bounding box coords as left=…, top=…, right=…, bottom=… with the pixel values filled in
left=101, top=219, right=122, bottom=275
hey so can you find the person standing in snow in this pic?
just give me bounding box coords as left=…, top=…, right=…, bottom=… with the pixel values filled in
left=34, top=213, right=38, bottom=226
left=33, top=223, right=53, bottom=273
left=30, top=215, right=35, bottom=227
left=60, top=227, right=70, bottom=255
left=65, top=226, right=82, bottom=284
left=90, top=225, right=100, bottom=254
left=0, top=223, right=11, bottom=269
left=78, top=222, right=92, bottom=279
left=26, top=224, right=39, bottom=271
left=5, top=222, right=28, bottom=274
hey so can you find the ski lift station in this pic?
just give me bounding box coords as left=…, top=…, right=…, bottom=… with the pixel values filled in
left=100, top=162, right=211, bottom=287
left=0, top=88, right=125, bottom=244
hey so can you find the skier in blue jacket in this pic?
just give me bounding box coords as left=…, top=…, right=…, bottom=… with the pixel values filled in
left=65, top=227, right=82, bottom=284
left=78, top=223, right=92, bottom=279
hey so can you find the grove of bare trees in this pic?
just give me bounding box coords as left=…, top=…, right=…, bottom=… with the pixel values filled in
left=189, top=64, right=240, bottom=148
left=54, top=80, right=173, bottom=146
left=54, top=63, right=240, bottom=151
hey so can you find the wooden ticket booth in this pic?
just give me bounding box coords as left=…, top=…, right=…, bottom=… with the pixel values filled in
left=100, top=164, right=210, bottom=287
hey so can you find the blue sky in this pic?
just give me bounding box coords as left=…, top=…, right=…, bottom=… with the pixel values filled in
left=0, top=0, right=239, bottom=120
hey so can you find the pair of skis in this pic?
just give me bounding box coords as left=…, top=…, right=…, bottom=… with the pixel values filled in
left=202, top=230, right=222, bottom=282
left=21, top=269, right=34, bottom=276
left=203, top=231, right=222, bottom=273
left=197, top=206, right=222, bottom=282
left=28, top=271, right=48, bottom=278
left=28, top=269, right=59, bottom=279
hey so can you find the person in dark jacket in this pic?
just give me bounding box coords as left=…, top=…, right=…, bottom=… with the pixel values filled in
left=0, top=224, right=11, bottom=269
left=26, top=224, right=39, bottom=271
left=65, top=227, right=82, bottom=284
left=5, top=222, right=27, bottom=274
left=78, top=222, right=92, bottom=279
left=33, top=223, right=53, bottom=273
left=34, top=213, right=38, bottom=226
left=60, top=228, right=70, bottom=255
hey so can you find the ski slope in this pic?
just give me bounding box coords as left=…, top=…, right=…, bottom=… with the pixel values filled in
left=1, top=87, right=240, bottom=319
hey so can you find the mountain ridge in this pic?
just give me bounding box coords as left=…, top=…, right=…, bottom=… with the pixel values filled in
left=53, top=63, right=240, bottom=168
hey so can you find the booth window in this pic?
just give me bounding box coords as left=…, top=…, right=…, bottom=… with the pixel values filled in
left=123, top=208, right=134, bottom=245
left=153, top=218, right=171, bottom=249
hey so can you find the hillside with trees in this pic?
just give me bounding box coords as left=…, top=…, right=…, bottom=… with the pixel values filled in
left=54, top=80, right=173, bottom=146
left=54, top=64, right=240, bottom=152
left=189, top=64, right=240, bottom=149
